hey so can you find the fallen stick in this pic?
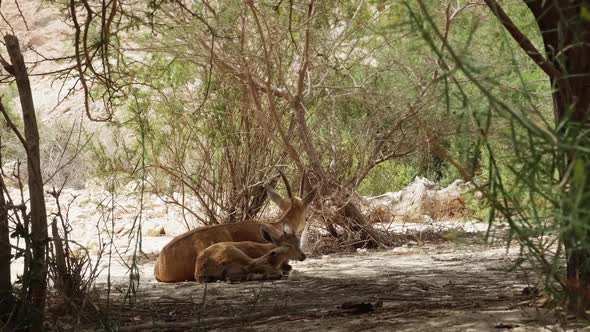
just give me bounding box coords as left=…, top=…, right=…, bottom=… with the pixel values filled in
left=117, top=312, right=283, bottom=331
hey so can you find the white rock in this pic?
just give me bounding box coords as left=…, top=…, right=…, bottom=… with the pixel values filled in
left=146, top=225, right=166, bottom=237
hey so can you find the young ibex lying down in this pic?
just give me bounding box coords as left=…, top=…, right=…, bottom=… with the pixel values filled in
left=195, top=225, right=305, bottom=282
left=154, top=168, right=315, bottom=282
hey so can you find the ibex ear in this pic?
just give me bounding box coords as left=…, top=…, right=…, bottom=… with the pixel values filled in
left=267, top=185, right=291, bottom=211
left=283, top=224, right=294, bottom=235
left=303, top=188, right=317, bottom=207
left=261, top=227, right=276, bottom=244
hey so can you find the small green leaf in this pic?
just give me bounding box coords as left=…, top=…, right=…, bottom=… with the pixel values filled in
left=443, top=231, right=459, bottom=241
left=581, top=5, right=590, bottom=22
left=573, top=158, right=586, bottom=185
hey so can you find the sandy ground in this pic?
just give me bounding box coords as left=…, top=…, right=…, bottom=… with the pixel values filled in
left=59, top=240, right=567, bottom=332
left=7, top=179, right=489, bottom=284
left=6, top=186, right=575, bottom=331
left=8, top=217, right=491, bottom=282
left=3, top=175, right=575, bottom=332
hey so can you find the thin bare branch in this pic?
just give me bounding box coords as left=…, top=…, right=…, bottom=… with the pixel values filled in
left=482, top=0, right=561, bottom=79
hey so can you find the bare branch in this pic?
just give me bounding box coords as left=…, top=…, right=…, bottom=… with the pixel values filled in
left=482, top=0, right=561, bottom=79
left=0, top=98, right=26, bottom=149
left=244, top=2, right=304, bottom=169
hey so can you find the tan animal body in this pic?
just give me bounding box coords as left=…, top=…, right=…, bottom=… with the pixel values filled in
left=154, top=169, right=315, bottom=282
left=195, top=226, right=305, bottom=282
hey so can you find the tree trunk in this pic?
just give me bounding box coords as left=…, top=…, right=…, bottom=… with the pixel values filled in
left=291, top=96, right=374, bottom=237
left=486, top=0, right=590, bottom=313
left=0, top=175, right=13, bottom=318
left=4, top=35, right=48, bottom=330
left=523, top=0, right=590, bottom=314
left=313, top=176, right=380, bottom=246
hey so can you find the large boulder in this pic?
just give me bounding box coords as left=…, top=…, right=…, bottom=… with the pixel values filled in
left=364, top=177, right=474, bottom=221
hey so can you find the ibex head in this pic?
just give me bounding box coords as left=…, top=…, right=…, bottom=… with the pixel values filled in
left=267, top=167, right=316, bottom=234
left=261, top=224, right=306, bottom=262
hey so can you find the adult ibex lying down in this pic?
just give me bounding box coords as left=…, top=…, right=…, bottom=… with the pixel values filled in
left=154, top=169, right=315, bottom=282
left=195, top=224, right=305, bottom=282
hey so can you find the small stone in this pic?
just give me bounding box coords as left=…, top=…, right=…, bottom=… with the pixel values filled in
left=288, top=270, right=303, bottom=281
left=146, top=225, right=166, bottom=237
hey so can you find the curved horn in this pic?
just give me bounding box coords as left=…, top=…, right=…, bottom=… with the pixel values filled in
left=299, top=169, right=306, bottom=197
left=275, top=166, right=293, bottom=198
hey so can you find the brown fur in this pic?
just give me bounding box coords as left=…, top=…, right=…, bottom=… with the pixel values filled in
left=195, top=230, right=305, bottom=282
left=154, top=183, right=315, bottom=282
